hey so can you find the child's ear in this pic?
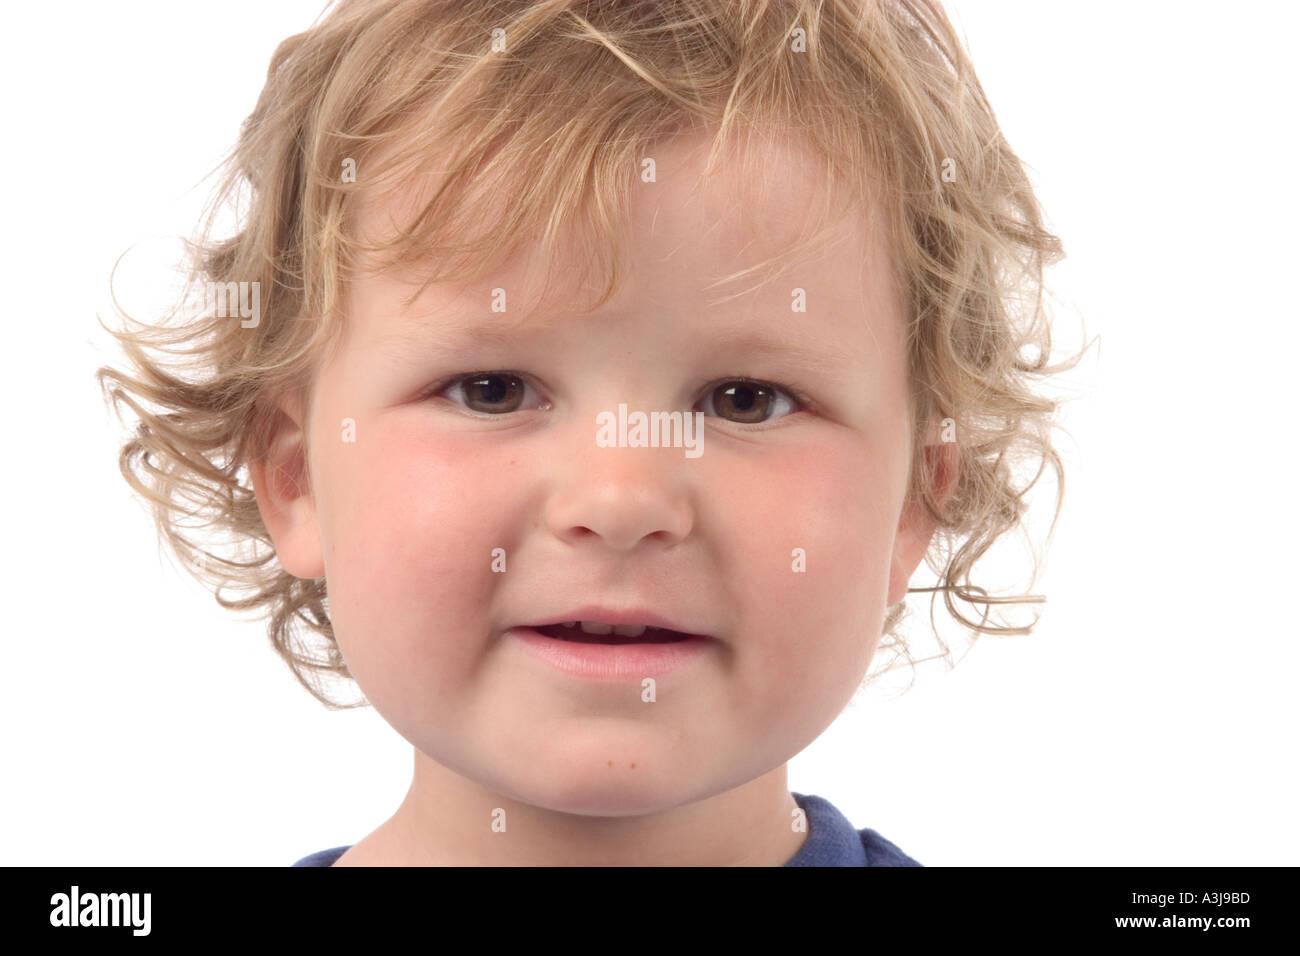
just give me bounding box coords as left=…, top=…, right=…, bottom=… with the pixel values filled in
left=249, top=390, right=325, bottom=580
left=887, top=422, right=959, bottom=607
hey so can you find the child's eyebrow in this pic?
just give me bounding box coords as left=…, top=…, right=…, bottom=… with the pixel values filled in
left=373, top=316, right=860, bottom=375
left=703, top=326, right=862, bottom=375
left=370, top=319, right=526, bottom=361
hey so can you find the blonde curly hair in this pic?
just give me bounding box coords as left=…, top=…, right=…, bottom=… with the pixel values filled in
left=96, top=0, right=1087, bottom=708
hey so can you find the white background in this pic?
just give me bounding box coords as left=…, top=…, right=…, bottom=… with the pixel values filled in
left=2, top=1, right=1296, bottom=866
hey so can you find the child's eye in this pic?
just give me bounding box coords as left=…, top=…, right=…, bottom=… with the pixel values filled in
left=697, top=378, right=802, bottom=424
left=436, top=371, right=547, bottom=415
left=430, top=372, right=808, bottom=424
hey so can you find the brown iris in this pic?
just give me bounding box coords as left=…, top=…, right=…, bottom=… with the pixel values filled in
left=710, top=380, right=775, bottom=424
left=461, top=373, right=524, bottom=413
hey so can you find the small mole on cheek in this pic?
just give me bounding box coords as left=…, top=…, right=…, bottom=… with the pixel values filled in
left=607, top=760, right=613, bottom=767
left=629, top=763, right=636, bottom=769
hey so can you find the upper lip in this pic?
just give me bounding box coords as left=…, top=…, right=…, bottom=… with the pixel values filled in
left=522, top=606, right=712, bottom=638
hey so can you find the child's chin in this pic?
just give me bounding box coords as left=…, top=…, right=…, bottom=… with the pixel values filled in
left=510, top=770, right=701, bottom=818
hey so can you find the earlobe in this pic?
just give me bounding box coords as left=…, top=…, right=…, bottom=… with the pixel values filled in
left=249, top=392, right=325, bottom=580
left=886, top=437, right=959, bottom=607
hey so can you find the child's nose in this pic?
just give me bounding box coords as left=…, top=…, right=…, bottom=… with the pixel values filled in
left=538, top=426, right=695, bottom=552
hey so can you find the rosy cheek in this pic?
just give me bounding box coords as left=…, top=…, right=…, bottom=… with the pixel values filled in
left=327, top=423, right=520, bottom=613
left=760, top=444, right=880, bottom=546
left=764, top=447, right=891, bottom=615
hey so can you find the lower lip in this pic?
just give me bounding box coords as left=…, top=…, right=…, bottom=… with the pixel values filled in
left=507, top=626, right=714, bottom=680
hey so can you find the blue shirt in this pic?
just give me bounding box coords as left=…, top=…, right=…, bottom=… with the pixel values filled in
left=291, top=791, right=920, bottom=866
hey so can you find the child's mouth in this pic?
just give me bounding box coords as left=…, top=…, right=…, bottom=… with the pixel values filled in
left=509, top=624, right=714, bottom=680
left=531, top=623, right=694, bottom=645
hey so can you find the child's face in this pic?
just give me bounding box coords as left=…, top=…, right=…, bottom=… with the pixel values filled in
left=257, top=132, right=941, bottom=815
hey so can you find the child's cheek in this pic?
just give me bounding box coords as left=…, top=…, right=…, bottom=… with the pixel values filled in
left=314, top=418, right=522, bottom=703
left=713, top=435, right=899, bottom=701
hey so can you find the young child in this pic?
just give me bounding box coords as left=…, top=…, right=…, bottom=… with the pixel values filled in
left=97, top=0, right=1077, bottom=866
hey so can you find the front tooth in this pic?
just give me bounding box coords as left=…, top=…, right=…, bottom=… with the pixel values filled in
left=579, top=621, right=614, bottom=635
left=612, top=624, right=647, bottom=638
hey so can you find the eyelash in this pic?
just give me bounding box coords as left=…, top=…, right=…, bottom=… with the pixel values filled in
left=425, top=371, right=816, bottom=424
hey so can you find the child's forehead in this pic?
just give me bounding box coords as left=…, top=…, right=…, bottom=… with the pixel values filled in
left=349, top=126, right=893, bottom=301
left=347, top=190, right=892, bottom=361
